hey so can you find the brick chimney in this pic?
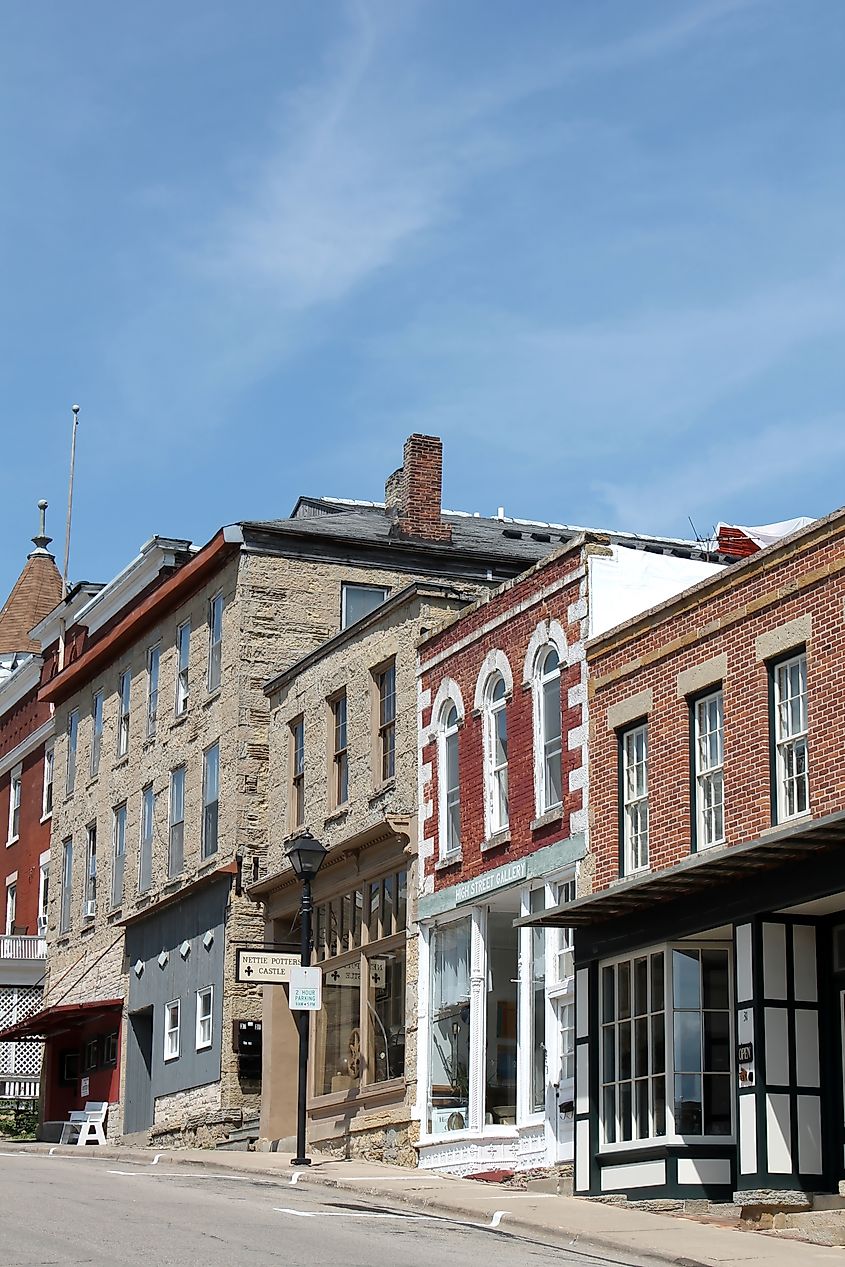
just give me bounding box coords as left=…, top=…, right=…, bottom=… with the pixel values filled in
left=386, top=434, right=452, bottom=543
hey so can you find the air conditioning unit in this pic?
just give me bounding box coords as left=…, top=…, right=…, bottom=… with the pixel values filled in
left=37, top=915, right=48, bottom=934
left=83, top=900, right=96, bottom=919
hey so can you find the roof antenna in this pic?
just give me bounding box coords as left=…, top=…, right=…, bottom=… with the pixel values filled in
left=30, top=499, right=53, bottom=555
left=62, top=404, right=80, bottom=600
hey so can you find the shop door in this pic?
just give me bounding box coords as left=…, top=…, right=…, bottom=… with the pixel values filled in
left=553, top=995, right=575, bottom=1162
left=124, top=1007, right=153, bottom=1134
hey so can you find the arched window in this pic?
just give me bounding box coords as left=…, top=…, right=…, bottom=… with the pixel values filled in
left=439, top=703, right=461, bottom=858
left=485, top=673, right=509, bottom=834
left=536, top=647, right=562, bottom=813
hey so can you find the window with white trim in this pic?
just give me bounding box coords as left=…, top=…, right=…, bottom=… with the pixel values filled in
left=117, top=670, right=131, bottom=758
left=535, top=647, right=562, bottom=814
left=38, top=859, right=49, bottom=933
left=438, top=704, right=461, bottom=858
left=83, top=822, right=97, bottom=919
left=484, top=674, right=509, bottom=834
left=91, top=689, right=104, bottom=775
left=202, top=742, right=219, bottom=859
left=66, top=710, right=79, bottom=795
left=621, top=723, right=649, bottom=874
left=42, top=744, right=54, bottom=819
left=196, top=987, right=213, bottom=1050
left=207, top=593, right=223, bottom=692
left=5, top=879, right=16, bottom=936
left=7, top=764, right=22, bottom=843
left=146, top=643, right=160, bottom=739
left=60, top=837, right=73, bottom=933
left=694, top=690, right=724, bottom=848
left=342, top=583, right=388, bottom=629
left=599, top=946, right=731, bottom=1146
left=175, top=620, right=191, bottom=715
left=139, top=784, right=154, bottom=894
left=164, top=999, right=181, bottom=1061
left=773, top=651, right=808, bottom=821
left=169, top=765, right=185, bottom=877
left=111, top=803, right=126, bottom=908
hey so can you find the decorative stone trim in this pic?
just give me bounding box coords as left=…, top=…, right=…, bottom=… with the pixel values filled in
left=606, top=688, right=653, bottom=732
left=676, top=654, right=728, bottom=699
left=755, top=615, right=812, bottom=662
left=473, top=648, right=514, bottom=710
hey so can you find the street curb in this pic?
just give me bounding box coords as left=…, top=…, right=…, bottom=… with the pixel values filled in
left=5, top=1144, right=716, bottom=1267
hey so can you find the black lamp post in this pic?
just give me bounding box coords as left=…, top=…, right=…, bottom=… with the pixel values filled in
left=285, top=830, right=328, bottom=1167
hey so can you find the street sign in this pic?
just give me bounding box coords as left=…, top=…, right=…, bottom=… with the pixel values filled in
left=290, top=966, right=322, bottom=1011
left=324, top=960, right=386, bottom=989
left=236, top=948, right=300, bottom=985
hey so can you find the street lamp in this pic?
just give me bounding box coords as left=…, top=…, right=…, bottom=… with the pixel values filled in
left=285, top=830, right=328, bottom=1167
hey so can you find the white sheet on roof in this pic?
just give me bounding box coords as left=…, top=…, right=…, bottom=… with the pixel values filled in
left=716, top=517, right=814, bottom=549
left=589, top=546, right=724, bottom=640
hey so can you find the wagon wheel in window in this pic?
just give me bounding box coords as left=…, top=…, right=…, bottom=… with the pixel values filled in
left=347, top=1027, right=362, bottom=1078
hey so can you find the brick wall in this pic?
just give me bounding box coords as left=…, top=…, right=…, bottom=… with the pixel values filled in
left=587, top=511, right=845, bottom=893
left=418, top=546, right=588, bottom=894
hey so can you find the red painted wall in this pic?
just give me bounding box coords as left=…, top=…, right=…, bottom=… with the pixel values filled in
left=43, top=1020, right=121, bottom=1122
left=0, top=682, right=52, bottom=933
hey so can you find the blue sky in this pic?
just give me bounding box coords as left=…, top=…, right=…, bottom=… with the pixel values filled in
left=1, top=1, right=843, bottom=600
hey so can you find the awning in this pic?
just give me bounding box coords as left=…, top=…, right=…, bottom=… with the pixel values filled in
left=0, top=999, right=123, bottom=1043
left=516, top=809, right=845, bottom=929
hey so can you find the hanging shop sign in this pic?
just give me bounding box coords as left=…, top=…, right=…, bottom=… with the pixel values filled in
left=455, top=859, right=528, bottom=906
left=323, top=959, right=386, bottom=989
left=236, top=948, right=301, bottom=984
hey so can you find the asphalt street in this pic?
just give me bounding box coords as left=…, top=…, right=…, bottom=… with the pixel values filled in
left=0, top=1153, right=646, bottom=1267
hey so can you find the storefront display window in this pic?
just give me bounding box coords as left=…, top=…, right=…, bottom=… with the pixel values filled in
left=530, top=889, right=547, bottom=1113
left=429, top=919, right=471, bottom=1133
left=486, top=912, right=518, bottom=1125
left=312, top=869, right=407, bottom=1098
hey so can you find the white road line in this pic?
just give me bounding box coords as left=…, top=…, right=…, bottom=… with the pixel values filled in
left=289, top=1171, right=301, bottom=1185
left=150, top=1153, right=163, bottom=1165
left=489, top=1211, right=506, bottom=1228
left=107, top=1170, right=257, bottom=1180
left=273, top=1207, right=429, bottom=1220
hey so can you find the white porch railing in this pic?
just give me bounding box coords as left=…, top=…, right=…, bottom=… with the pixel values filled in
left=0, top=936, right=46, bottom=961
left=0, top=1078, right=39, bottom=1100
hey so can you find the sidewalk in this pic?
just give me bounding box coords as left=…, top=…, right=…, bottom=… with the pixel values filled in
left=7, top=1141, right=842, bottom=1267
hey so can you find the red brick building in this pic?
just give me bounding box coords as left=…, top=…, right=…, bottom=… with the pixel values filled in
left=531, top=508, right=845, bottom=1207
left=415, top=532, right=722, bottom=1174
left=0, top=507, right=62, bottom=1102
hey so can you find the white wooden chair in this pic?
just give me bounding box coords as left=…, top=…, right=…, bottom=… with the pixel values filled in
left=59, top=1101, right=108, bottom=1146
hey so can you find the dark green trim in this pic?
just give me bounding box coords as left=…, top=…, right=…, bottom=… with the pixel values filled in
left=766, top=645, right=806, bottom=827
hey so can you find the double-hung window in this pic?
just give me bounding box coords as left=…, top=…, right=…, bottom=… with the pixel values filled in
left=5, top=880, right=16, bottom=936
left=112, top=803, right=126, bottom=908
left=146, top=644, right=160, bottom=739
left=175, top=621, right=191, bottom=715
left=438, top=704, right=461, bottom=858
left=117, top=671, right=131, bottom=758
left=621, top=723, right=649, bottom=874
left=291, top=717, right=305, bottom=828
left=202, top=742, right=219, bottom=858
left=60, top=837, right=73, bottom=933
left=693, top=690, right=724, bottom=849
left=139, top=785, right=154, bottom=893
left=376, top=663, right=396, bottom=782
left=7, top=765, right=22, bottom=843
left=196, top=987, right=213, bottom=1051
left=83, top=822, right=97, bottom=918
left=773, top=651, right=808, bottom=821
left=536, top=648, right=562, bottom=814
left=66, top=710, right=79, bottom=795
left=207, top=594, right=223, bottom=693
left=42, top=744, right=54, bottom=819
left=90, top=690, right=104, bottom=776
left=169, top=766, right=185, bottom=877
left=164, top=1000, right=180, bottom=1061
left=331, top=693, right=349, bottom=808
left=485, top=674, right=509, bottom=833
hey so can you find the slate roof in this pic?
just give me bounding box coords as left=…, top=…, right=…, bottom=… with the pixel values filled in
left=0, top=550, right=63, bottom=655
left=244, top=497, right=713, bottom=565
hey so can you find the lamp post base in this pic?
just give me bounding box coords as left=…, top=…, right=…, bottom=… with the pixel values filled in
left=291, top=1157, right=312, bottom=1167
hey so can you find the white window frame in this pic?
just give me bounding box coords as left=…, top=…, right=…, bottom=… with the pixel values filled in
left=38, top=852, right=49, bottom=934
left=534, top=647, right=563, bottom=816
left=7, top=763, right=22, bottom=844
left=42, top=743, right=54, bottom=821
left=694, top=690, right=724, bottom=849
left=175, top=620, right=191, bottom=716
left=437, top=704, right=461, bottom=861
left=196, top=986, right=213, bottom=1051
left=201, top=741, right=220, bottom=859
left=138, top=784, right=154, bottom=894
left=5, top=877, right=16, bottom=936
left=112, top=803, right=127, bottom=909
left=83, top=822, right=97, bottom=919
left=622, top=722, right=649, bottom=875
left=164, top=999, right=181, bottom=1061
left=117, top=671, right=131, bottom=758
left=91, top=689, right=104, bottom=775
left=598, top=942, right=734, bottom=1152
left=484, top=674, right=509, bottom=836
left=146, top=643, right=161, bottom=739
left=774, top=651, right=809, bottom=822
left=60, top=837, right=73, bottom=934
left=66, top=709, right=79, bottom=796
left=168, top=765, right=185, bottom=878
left=341, top=583, right=389, bottom=629
left=207, top=593, right=223, bottom=693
